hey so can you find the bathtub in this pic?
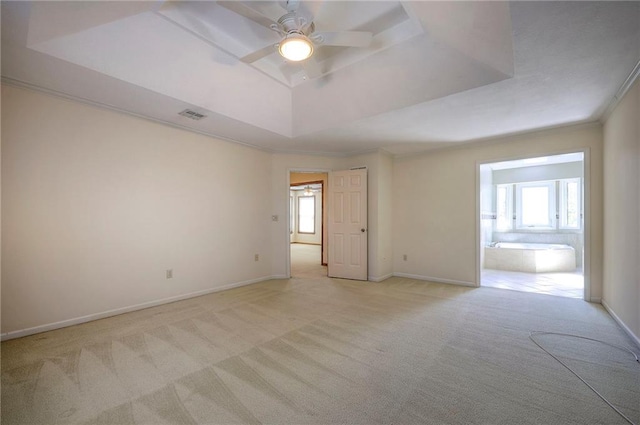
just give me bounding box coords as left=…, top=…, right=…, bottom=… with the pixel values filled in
left=484, top=242, right=576, bottom=273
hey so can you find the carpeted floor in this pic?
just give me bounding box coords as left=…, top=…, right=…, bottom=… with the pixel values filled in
left=2, top=250, right=639, bottom=424
left=290, top=243, right=326, bottom=279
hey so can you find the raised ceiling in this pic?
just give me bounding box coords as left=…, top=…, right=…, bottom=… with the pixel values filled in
left=2, top=1, right=639, bottom=155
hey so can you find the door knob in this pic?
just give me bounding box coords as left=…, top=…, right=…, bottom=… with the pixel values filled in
left=361, top=228, right=366, bottom=232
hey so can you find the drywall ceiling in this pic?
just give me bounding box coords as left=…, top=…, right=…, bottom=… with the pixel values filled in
left=2, top=1, right=639, bottom=155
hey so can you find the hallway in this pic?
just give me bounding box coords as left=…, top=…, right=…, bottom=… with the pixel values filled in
left=290, top=243, right=326, bottom=278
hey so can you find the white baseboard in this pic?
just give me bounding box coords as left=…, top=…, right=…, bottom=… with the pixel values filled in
left=601, top=299, right=640, bottom=349
left=392, top=272, right=477, bottom=287
left=1, top=275, right=282, bottom=341
left=369, top=273, right=393, bottom=282
left=590, top=297, right=602, bottom=304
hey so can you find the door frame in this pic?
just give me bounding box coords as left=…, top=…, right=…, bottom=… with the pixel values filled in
left=475, top=148, right=591, bottom=301
left=287, top=168, right=331, bottom=278
left=290, top=179, right=325, bottom=264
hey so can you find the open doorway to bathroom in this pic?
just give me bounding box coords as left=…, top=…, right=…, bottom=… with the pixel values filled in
left=290, top=172, right=328, bottom=278
left=479, top=153, right=585, bottom=299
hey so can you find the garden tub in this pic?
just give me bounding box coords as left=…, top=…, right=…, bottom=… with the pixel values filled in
left=484, top=242, right=576, bottom=273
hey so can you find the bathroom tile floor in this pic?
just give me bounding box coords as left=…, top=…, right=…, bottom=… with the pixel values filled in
left=291, top=242, right=586, bottom=299
left=481, top=268, right=584, bottom=299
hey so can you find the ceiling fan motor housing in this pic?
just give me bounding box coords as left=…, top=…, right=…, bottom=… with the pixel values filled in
left=277, top=12, right=314, bottom=36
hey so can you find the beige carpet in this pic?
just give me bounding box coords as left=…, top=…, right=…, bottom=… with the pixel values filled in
left=2, top=255, right=639, bottom=424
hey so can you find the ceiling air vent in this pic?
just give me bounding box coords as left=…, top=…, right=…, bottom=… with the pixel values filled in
left=178, top=109, right=207, bottom=120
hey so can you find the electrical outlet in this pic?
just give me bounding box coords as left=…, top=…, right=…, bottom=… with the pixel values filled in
left=166, top=269, right=173, bottom=279
left=254, top=254, right=259, bottom=261
left=403, top=254, right=407, bottom=261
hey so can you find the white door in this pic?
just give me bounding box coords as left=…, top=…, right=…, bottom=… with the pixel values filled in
left=328, top=169, right=368, bottom=280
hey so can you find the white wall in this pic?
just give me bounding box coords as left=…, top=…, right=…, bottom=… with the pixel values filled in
left=6, top=82, right=627, bottom=340
left=603, top=78, right=640, bottom=343
left=377, top=152, right=394, bottom=280
left=393, top=124, right=603, bottom=296
left=1, top=84, right=274, bottom=336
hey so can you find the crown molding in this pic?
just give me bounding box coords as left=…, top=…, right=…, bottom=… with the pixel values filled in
left=1, top=76, right=278, bottom=154
left=601, top=58, right=640, bottom=122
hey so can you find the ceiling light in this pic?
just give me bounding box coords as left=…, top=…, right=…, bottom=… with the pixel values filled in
left=303, top=185, right=314, bottom=196
left=278, top=32, right=313, bottom=62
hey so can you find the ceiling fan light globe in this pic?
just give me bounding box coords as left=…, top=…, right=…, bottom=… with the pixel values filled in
left=279, top=34, right=313, bottom=61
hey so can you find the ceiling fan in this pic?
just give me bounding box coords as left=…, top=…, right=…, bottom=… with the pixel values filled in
left=218, top=0, right=373, bottom=77
left=302, top=185, right=321, bottom=195
left=290, top=184, right=322, bottom=195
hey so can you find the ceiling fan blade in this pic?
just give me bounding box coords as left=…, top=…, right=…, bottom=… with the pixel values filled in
left=217, top=1, right=277, bottom=29
left=315, top=31, right=373, bottom=47
left=240, top=43, right=277, bottom=63
left=301, top=56, right=323, bottom=79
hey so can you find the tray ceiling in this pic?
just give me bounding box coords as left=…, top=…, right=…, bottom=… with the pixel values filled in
left=2, top=1, right=639, bottom=155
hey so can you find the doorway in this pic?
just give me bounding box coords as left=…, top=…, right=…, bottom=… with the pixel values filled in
left=290, top=172, right=328, bottom=277
left=478, top=152, right=587, bottom=299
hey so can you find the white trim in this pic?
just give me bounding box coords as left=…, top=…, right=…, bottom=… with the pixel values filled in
left=476, top=162, right=482, bottom=289
left=393, top=272, right=476, bottom=287
left=590, top=297, right=602, bottom=304
left=602, top=299, right=640, bottom=349
left=0, top=275, right=284, bottom=341
left=369, top=273, right=393, bottom=282
left=582, top=148, right=591, bottom=302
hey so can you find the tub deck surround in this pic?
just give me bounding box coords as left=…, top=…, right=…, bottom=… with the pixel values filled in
left=491, top=232, right=584, bottom=268
left=484, top=242, right=577, bottom=273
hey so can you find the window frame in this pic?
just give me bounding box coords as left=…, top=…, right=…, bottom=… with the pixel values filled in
left=495, top=184, right=514, bottom=231
left=290, top=194, right=295, bottom=234
left=559, top=178, right=581, bottom=230
left=494, top=176, right=583, bottom=233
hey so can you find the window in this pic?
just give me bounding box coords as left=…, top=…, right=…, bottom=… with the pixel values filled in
left=496, top=184, right=513, bottom=230
left=559, top=178, right=581, bottom=229
left=516, top=181, right=556, bottom=229
left=497, top=179, right=582, bottom=231
left=298, top=196, right=315, bottom=234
